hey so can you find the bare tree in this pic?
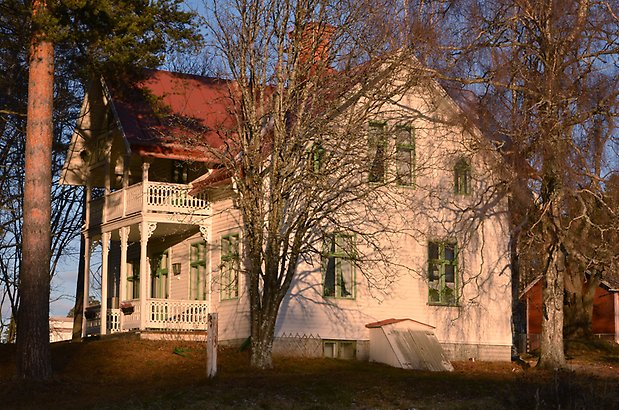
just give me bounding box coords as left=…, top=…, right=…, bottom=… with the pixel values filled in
left=199, top=0, right=488, bottom=368
left=437, top=0, right=619, bottom=368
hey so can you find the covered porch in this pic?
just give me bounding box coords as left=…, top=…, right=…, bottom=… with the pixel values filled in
left=84, top=298, right=210, bottom=336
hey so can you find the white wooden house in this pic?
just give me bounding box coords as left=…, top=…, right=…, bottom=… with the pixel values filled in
left=61, top=66, right=512, bottom=362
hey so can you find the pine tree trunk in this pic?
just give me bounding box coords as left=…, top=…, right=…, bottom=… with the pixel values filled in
left=538, top=244, right=566, bottom=369
left=16, top=0, right=54, bottom=381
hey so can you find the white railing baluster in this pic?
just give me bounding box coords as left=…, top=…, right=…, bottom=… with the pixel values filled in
left=146, top=182, right=209, bottom=215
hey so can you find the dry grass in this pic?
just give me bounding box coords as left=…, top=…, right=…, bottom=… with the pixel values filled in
left=0, top=335, right=618, bottom=409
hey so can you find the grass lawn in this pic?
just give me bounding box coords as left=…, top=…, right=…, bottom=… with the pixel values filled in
left=0, top=335, right=617, bottom=409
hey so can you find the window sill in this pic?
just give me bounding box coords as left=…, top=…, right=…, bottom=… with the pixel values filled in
left=323, top=295, right=356, bottom=301
left=427, top=302, right=459, bottom=308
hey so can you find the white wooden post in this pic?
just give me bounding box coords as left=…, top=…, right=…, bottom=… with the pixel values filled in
left=139, top=221, right=148, bottom=330
left=207, top=312, right=218, bottom=378
left=100, top=231, right=110, bottom=335
left=119, top=226, right=129, bottom=331
left=142, top=160, right=150, bottom=214
left=122, top=155, right=129, bottom=217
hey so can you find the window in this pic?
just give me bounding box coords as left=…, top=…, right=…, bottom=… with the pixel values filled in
left=172, top=160, right=189, bottom=184
left=309, top=142, right=326, bottom=174
left=428, top=242, right=458, bottom=305
left=190, top=242, right=207, bottom=300
left=150, top=251, right=169, bottom=299
left=395, top=125, right=415, bottom=186
left=127, top=260, right=140, bottom=299
left=323, top=233, right=355, bottom=299
left=323, top=340, right=356, bottom=359
left=220, top=234, right=240, bottom=300
left=454, top=158, right=472, bottom=195
left=368, top=122, right=387, bottom=183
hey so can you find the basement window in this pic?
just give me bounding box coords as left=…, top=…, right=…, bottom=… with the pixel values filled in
left=323, top=340, right=356, bottom=360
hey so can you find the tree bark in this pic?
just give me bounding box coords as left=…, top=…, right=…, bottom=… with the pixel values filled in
left=250, top=312, right=276, bottom=369
left=538, top=243, right=567, bottom=369
left=16, top=0, right=54, bottom=381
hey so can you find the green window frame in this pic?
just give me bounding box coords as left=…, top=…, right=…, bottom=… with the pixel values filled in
left=428, top=241, right=458, bottom=306
left=368, top=121, right=387, bottom=183
left=395, top=125, right=415, bottom=187
left=190, top=242, right=207, bottom=301
left=309, top=142, right=326, bottom=174
left=454, top=157, right=472, bottom=195
left=127, top=260, right=140, bottom=299
left=323, top=233, right=356, bottom=299
left=172, top=160, right=189, bottom=184
left=150, top=250, right=169, bottom=299
left=220, top=234, right=240, bottom=300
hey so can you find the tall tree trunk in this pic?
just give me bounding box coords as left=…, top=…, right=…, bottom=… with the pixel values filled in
left=538, top=243, right=567, bottom=369
left=16, top=0, right=54, bottom=381
left=247, top=252, right=279, bottom=369
left=250, top=306, right=277, bottom=369
left=72, top=189, right=87, bottom=341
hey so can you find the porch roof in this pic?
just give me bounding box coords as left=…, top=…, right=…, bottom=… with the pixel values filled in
left=108, top=70, right=238, bottom=163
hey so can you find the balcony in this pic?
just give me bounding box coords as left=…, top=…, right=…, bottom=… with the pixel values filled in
left=89, top=182, right=209, bottom=227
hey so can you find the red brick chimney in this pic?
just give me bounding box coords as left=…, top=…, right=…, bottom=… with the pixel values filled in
left=293, top=22, right=335, bottom=77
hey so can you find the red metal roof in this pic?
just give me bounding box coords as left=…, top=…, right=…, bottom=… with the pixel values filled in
left=108, top=70, right=238, bottom=163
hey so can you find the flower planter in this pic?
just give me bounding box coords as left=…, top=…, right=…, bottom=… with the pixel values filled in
left=84, top=310, right=97, bottom=320
left=120, top=302, right=134, bottom=315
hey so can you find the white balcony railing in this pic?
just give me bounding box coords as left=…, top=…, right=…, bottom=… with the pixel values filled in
left=88, top=181, right=209, bottom=226
left=84, top=306, right=122, bottom=335
left=86, top=299, right=210, bottom=335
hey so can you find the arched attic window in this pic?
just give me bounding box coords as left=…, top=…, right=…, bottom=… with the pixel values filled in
left=454, top=157, right=472, bottom=195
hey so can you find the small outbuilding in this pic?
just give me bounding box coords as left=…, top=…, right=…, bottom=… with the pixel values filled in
left=366, top=318, right=454, bottom=372
left=521, top=276, right=619, bottom=350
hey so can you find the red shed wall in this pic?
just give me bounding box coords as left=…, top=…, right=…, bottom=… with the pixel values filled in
left=525, top=280, right=617, bottom=338
left=592, top=287, right=616, bottom=335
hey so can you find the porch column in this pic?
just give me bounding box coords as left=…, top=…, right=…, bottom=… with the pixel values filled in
left=103, top=140, right=111, bottom=224
left=139, top=221, right=156, bottom=330
left=119, top=226, right=129, bottom=331
left=122, top=155, right=129, bottom=217
left=100, top=231, right=110, bottom=335
left=81, top=232, right=91, bottom=338
left=200, top=225, right=212, bottom=309
left=141, top=160, right=150, bottom=215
